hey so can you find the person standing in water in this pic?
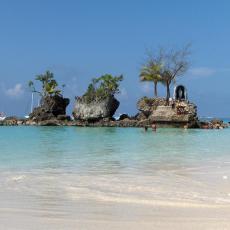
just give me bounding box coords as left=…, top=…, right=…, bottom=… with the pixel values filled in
left=152, top=123, right=157, bottom=132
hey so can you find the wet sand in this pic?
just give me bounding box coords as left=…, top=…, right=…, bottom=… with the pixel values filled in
left=1, top=169, right=230, bottom=230
left=1, top=202, right=230, bottom=230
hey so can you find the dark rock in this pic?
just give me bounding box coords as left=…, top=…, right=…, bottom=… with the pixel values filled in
left=73, top=95, right=119, bottom=121
left=118, top=114, right=130, bottom=120
left=57, top=114, right=71, bottom=121
left=198, top=119, right=228, bottom=129
left=137, top=119, right=151, bottom=127
left=209, top=119, right=228, bottom=129
left=29, top=95, right=69, bottom=121
left=210, top=119, right=223, bottom=125
left=38, top=119, right=60, bottom=126
left=1, top=117, right=19, bottom=126
left=119, top=120, right=136, bottom=127
left=199, top=121, right=212, bottom=129
left=135, top=112, right=147, bottom=121
left=110, top=117, right=116, bottom=121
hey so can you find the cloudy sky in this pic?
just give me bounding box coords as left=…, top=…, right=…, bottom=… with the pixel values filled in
left=0, top=0, right=230, bottom=117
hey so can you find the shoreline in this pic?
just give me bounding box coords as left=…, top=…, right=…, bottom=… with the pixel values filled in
left=0, top=117, right=229, bottom=129
left=1, top=124, right=230, bottom=230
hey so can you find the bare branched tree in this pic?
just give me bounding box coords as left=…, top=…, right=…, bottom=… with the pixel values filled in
left=142, top=44, right=191, bottom=103
left=160, top=45, right=191, bottom=103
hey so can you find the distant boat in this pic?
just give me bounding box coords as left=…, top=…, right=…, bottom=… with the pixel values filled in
left=0, top=112, right=6, bottom=121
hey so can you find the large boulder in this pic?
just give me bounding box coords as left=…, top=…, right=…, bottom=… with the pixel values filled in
left=73, top=96, right=119, bottom=121
left=199, top=119, right=229, bottom=129
left=137, top=97, right=167, bottom=117
left=137, top=97, right=199, bottom=128
left=150, top=102, right=199, bottom=127
left=29, top=95, right=70, bottom=121
left=0, top=116, right=19, bottom=126
left=118, top=114, right=130, bottom=121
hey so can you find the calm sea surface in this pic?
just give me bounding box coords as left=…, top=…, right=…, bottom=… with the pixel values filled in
left=0, top=126, right=230, bottom=229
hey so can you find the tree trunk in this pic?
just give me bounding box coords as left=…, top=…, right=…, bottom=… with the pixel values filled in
left=166, top=82, right=170, bottom=105
left=154, top=81, right=158, bottom=97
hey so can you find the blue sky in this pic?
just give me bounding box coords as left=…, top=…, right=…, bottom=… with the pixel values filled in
left=0, top=0, right=230, bottom=117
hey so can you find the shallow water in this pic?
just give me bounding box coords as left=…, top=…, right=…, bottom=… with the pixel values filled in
left=0, top=126, right=230, bottom=229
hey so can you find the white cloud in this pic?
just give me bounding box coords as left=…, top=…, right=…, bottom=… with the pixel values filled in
left=189, top=67, right=216, bottom=77
left=5, top=84, right=24, bottom=97
left=189, top=67, right=230, bottom=78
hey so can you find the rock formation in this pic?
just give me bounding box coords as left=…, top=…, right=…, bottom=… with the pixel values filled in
left=73, top=96, right=119, bottom=121
left=137, top=97, right=166, bottom=117
left=137, top=97, right=199, bottom=128
left=199, top=119, right=229, bottom=129
left=29, top=95, right=70, bottom=122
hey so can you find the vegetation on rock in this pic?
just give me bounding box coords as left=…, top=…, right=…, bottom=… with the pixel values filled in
left=137, top=97, right=167, bottom=116
left=140, top=61, right=162, bottom=97
left=140, top=45, right=190, bottom=103
left=82, top=74, right=123, bottom=103
left=28, top=70, right=65, bottom=97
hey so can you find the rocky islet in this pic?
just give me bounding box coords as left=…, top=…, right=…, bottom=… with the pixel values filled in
left=0, top=94, right=228, bottom=129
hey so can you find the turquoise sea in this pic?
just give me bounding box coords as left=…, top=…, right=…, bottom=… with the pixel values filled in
left=1, top=125, right=230, bottom=174
left=1, top=126, right=230, bottom=229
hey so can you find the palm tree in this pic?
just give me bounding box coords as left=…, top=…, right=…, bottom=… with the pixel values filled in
left=141, top=45, right=190, bottom=103
left=29, top=70, right=63, bottom=97
left=140, top=62, right=162, bottom=97
left=35, top=71, right=55, bottom=96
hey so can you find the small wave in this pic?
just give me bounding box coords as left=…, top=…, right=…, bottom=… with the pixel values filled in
left=65, top=185, right=230, bottom=208
left=10, top=175, right=26, bottom=182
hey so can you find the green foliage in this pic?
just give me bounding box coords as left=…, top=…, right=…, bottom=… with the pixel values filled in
left=28, top=71, right=64, bottom=97
left=140, top=63, right=162, bottom=82
left=141, top=45, right=191, bottom=101
left=140, top=62, right=162, bottom=97
left=83, top=74, right=123, bottom=103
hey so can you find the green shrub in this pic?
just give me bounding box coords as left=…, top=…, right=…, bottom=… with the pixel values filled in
left=82, top=74, right=123, bottom=103
left=28, top=71, right=65, bottom=97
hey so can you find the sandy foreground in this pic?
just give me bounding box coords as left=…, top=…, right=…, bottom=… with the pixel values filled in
left=1, top=201, right=230, bottom=230
left=1, top=155, right=230, bottom=230
left=1, top=169, right=230, bottom=230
